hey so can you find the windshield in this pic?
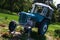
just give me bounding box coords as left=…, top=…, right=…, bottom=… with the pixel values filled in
left=31, top=3, right=51, bottom=16
left=31, top=4, right=49, bottom=16
left=33, top=5, right=43, bottom=13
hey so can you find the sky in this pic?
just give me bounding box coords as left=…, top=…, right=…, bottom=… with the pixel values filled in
left=53, top=0, right=60, bottom=6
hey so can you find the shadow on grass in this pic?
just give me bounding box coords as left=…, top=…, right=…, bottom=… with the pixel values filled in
left=0, top=9, right=11, bottom=14
left=51, top=22, right=60, bottom=25
left=54, top=29, right=60, bottom=38
left=31, top=31, right=46, bottom=40
left=2, top=34, right=21, bottom=40
left=1, top=31, right=46, bottom=40
left=0, top=8, right=17, bottom=15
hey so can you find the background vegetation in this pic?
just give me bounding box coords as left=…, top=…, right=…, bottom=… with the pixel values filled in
left=0, top=0, right=60, bottom=22
left=0, top=0, right=60, bottom=40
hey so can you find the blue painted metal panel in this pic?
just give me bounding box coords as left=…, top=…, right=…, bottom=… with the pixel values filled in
left=33, top=13, right=45, bottom=22
left=19, top=12, right=45, bottom=25
left=19, top=12, right=27, bottom=25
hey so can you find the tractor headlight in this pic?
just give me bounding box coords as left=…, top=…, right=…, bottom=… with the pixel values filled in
left=28, top=26, right=31, bottom=29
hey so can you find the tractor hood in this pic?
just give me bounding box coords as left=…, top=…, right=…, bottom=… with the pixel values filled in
left=19, top=12, right=35, bottom=17
left=19, top=12, right=45, bottom=25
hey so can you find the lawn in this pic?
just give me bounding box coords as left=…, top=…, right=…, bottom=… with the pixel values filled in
left=0, top=13, right=60, bottom=40
left=48, top=23, right=60, bottom=31
left=0, top=12, right=60, bottom=31
left=0, top=13, right=18, bottom=25
left=0, top=13, right=18, bottom=21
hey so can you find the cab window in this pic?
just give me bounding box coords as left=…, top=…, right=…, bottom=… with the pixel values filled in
left=34, top=5, right=43, bottom=13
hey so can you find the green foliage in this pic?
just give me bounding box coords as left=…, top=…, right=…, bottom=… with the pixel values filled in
left=0, top=0, right=60, bottom=22
left=0, top=0, right=32, bottom=12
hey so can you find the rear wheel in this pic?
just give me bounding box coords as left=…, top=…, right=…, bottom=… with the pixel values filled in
left=38, top=19, right=49, bottom=35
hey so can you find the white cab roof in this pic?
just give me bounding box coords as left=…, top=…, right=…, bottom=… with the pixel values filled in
left=34, top=3, right=54, bottom=11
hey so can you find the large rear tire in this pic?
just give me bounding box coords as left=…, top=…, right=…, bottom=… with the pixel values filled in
left=38, top=19, right=49, bottom=35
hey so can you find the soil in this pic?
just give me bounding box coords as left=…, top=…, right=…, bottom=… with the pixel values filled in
left=0, top=24, right=6, bottom=27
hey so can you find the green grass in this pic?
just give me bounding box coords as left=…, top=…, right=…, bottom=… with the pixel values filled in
left=0, top=13, right=60, bottom=32
left=48, top=23, right=60, bottom=31
left=0, top=13, right=18, bottom=21
left=0, top=12, right=60, bottom=32
left=0, top=13, right=60, bottom=40
left=0, top=13, right=18, bottom=25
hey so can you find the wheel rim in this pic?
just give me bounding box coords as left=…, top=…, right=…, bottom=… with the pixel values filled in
left=42, top=23, right=48, bottom=34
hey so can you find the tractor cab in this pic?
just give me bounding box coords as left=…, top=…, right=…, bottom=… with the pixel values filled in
left=31, top=3, right=54, bottom=19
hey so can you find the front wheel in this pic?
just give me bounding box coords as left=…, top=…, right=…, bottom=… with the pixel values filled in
left=38, top=19, right=49, bottom=35
left=9, top=20, right=17, bottom=33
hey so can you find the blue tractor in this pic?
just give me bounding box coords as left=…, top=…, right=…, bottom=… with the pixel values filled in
left=9, top=3, right=54, bottom=35
left=19, top=3, right=54, bottom=35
